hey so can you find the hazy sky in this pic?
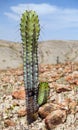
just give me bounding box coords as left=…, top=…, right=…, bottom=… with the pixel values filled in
left=0, top=0, right=78, bottom=42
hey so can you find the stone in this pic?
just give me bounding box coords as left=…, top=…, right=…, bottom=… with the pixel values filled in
left=49, top=83, right=54, bottom=89
left=12, top=89, right=25, bottom=99
left=4, top=119, right=16, bottom=127
left=2, top=76, right=10, bottom=83
left=73, top=71, right=78, bottom=78
left=15, top=69, right=23, bottom=76
left=75, top=80, right=78, bottom=85
left=45, top=110, right=66, bottom=129
left=39, top=65, right=46, bottom=73
left=38, top=103, right=61, bottom=118
left=54, top=83, right=72, bottom=93
left=76, top=106, right=78, bottom=112
left=56, top=96, right=70, bottom=105
left=18, top=109, right=27, bottom=117
left=66, top=71, right=78, bottom=85
left=56, top=98, right=77, bottom=114
left=69, top=100, right=77, bottom=114
left=12, top=101, right=19, bottom=106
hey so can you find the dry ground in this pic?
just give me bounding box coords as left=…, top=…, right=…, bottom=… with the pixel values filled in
left=0, top=40, right=78, bottom=130
left=0, top=62, right=78, bottom=130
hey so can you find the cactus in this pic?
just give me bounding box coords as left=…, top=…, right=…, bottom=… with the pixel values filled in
left=38, top=82, right=50, bottom=106
left=20, top=10, right=40, bottom=124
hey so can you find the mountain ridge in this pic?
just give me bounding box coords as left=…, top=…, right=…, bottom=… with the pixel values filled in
left=0, top=40, right=78, bottom=69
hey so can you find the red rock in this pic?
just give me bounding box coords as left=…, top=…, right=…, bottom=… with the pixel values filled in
left=49, top=83, right=54, bottom=88
left=75, top=80, right=78, bottom=85
left=69, top=100, right=77, bottom=114
left=18, top=109, right=27, bottom=117
left=39, top=65, right=46, bottom=73
left=76, top=106, right=78, bottom=112
left=73, top=71, right=78, bottom=78
left=4, top=119, right=16, bottom=127
left=54, top=83, right=72, bottom=93
left=58, top=98, right=77, bottom=114
left=16, top=69, right=23, bottom=76
left=12, top=101, right=19, bottom=106
left=38, top=103, right=61, bottom=118
left=65, top=75, right=72, bottom=82
left=2, top=76, right=10, bottom=82
left=66, top=71, right=78, bottom=85
left=66, top=75, right=76, bottom=84
left=45, top=110, right=67, bottom=129
left=12, top=89, right=25, bottom=99
left=56, top=98, right=71, bottom=111
left=64, top=63, right=73, bottom=73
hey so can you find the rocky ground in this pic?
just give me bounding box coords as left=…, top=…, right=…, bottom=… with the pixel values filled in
left=0, top=62, right=78, bottom=130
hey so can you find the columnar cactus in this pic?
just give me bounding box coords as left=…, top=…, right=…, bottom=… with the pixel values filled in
left=20, top=10, right=40, bottom=124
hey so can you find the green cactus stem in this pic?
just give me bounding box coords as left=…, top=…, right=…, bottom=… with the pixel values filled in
left=20, top=10, right=40, bottom=124
left=38, top=82, right=50, bottom=106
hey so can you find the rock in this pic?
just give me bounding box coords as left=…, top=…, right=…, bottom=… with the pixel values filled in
left=75, top=80, right=78, bottom=85
left=4, top=119, right=16, bottom=127
left=64, top=67, right=72, bottom=73
left=73, top=71, right=78, bottom=78
left=69, top=100, right=77, bottom=114
left=12, top=101, right=19, bottom=106
left=12, top=89, right=25, bottom=99
left=2, top=76, right=10, bottom=83
left=56, top=97, right=74, bottom=113
left=49, top=83, right=54, bottom=89
left=45, top=110, right=67, bottom=129
left=38, top=103, right=61, bottom=118
left=18, top=109, right=27, bottom=117
left=15, top=69, right=23, bottom=76
left=57, top=98, right=77, bottom=114
left=65, top=75, right=73, bottom=82
left=54, top=83, right=72, bottom=93
left=66, top=71, right=78, bottom=85
left=39, top=64, right=46, bottom=73
left=76, top=106, right=78, bottom=112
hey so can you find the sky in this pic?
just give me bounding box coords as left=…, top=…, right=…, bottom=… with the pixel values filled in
left=0, top=0, right=78, bottom=42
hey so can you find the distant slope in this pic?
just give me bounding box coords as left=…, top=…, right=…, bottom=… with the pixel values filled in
left=38, top=40, right=78, bottom=64
left=0, top=40, right=78, bottom=69
left=0, top=40, right=22, bottom=69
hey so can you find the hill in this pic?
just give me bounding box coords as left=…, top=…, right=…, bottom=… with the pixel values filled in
left=0, top=40, right=78, bottom=69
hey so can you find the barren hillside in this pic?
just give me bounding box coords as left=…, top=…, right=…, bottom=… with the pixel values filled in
left=0, top=40, right=78, bottom=69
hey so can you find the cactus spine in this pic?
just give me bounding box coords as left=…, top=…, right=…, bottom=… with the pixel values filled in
left=20, top=10, right=40, bottom=124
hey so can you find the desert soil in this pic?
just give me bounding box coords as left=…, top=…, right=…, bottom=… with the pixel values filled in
left=0, top=62, right=78, bottom=130
left=0, top=40, right=78, bottom=130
